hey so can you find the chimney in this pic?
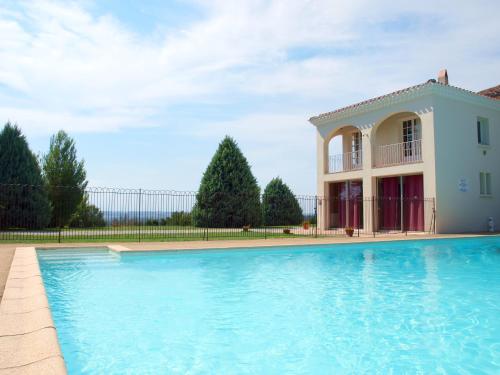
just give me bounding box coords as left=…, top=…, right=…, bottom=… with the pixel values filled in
left=437, top=69, right=449, bottom=85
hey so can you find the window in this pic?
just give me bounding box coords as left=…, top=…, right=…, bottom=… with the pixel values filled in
left=477, top=117, right=490, bottom=145
left=402, top=118, right=421, bottom=157
left=351, top=131, right=362, bottom=167
left=402, top=118, right=421, bottom=143
left=351, top=131, right=361, bottom=153
left=479, top=172, right=492, bottom=196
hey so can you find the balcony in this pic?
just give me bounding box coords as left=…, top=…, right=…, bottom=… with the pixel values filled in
left=375, top=139, right=422, bottom=168
left=328, top=150, right=363, bottom=173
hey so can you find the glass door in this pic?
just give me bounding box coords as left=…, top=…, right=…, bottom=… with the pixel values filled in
left=402, top=118, right=421, bottom=158
left=351, top=131, right=362, bottom=168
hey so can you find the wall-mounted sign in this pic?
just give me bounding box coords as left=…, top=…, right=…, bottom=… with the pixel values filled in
left=458, top=178, right=468, bottom=192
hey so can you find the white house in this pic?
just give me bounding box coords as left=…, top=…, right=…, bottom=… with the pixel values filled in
left=309, top=70, right=500, bottom=234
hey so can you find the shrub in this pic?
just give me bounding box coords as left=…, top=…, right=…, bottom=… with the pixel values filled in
left=68, top=197, right=105, bottom=228
left=165, top=211, right=192, bottom=226
left=262, top=178, right=303, bottom=226
left=306, top=214, right=317, bottom=225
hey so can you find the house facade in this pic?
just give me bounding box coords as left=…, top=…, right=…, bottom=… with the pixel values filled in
left=309, top=71, right=500, bottom=234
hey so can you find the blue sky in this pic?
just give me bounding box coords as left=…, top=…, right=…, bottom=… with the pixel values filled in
left=0, top=0, right=499, bottom=193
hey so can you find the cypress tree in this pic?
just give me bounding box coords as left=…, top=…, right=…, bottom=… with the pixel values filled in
left=262, top=177, right=303, bottom=226
left=43, top=130, right=87, bottom=227
left=193, top=136, right=261, bottom=227
left=0, top=123, right=51, bottom=229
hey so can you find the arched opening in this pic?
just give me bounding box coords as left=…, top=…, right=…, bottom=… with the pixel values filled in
left=372, top=112, right=422, bottom=168
left=372, top=111, right=426, bottom=232
left=325, top=125, right=362, bottom=173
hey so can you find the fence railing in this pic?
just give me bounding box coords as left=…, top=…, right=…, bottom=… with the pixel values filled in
left=328, top=150, right=363, bottom=173
left=0, top=184, right=435, bottom=242
left=375, top=139, right=422, bottom=167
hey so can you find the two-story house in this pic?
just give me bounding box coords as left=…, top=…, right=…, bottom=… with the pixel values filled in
left=309, top=70, right=500, bottom=234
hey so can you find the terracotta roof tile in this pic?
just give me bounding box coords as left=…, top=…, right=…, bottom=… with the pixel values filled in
left=478, top=85, right=500, bottom=100
left=309, top=82, right=431, bottom=122
left=310, top=81, right=499, bottom=123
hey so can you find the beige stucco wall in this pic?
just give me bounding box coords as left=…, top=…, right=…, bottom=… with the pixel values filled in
left=373, top=112, right=411, bottom=149
left=313, top=85, right=500, bottom=233
left=314, top=94, right=437, bottom=232
left=433, top=94, right=500, bottom=233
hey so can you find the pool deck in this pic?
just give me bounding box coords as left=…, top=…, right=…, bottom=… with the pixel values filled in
left=0, top=233, right=498, bottom=373
left=0, top=247, right=66, bottom=374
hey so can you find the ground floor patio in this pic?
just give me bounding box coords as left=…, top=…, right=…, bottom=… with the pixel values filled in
left=322, top=174, right=433, bottom=232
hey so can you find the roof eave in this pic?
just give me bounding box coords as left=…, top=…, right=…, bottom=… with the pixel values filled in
left=310, top=82, right=500, bottom=127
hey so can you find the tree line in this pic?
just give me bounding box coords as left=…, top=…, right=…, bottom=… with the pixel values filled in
left=192, top=136, right=304, bottom=228
left=0, top=123, right=306, bottom=229
left=0, top=123, right=104, bottom=229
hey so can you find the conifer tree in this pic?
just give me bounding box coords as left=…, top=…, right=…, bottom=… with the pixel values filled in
left=0, top=123, right=51, bottom=229
left=193, top=136, right=261, bottom=227
left=43, top=130, right=87, bottom=227
left=262, top=178, right=303, bottom=226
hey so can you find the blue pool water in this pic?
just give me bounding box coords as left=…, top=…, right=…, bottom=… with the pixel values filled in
left=38, top=237, right=500, bottom=374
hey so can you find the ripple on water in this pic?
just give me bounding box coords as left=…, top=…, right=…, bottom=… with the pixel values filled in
left=38, top=238, right=500, bottom=374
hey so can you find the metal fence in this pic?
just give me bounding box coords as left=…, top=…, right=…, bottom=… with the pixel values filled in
left=0, top=184, right=435, bottom=243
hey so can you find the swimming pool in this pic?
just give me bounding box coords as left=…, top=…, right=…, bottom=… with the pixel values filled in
left=38, top=237, right=500, bottom=374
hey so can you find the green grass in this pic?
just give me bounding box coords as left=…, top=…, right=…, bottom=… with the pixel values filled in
left=0, top=229, right=326, bottom=243
left=61, top=225, right=198, bottom=232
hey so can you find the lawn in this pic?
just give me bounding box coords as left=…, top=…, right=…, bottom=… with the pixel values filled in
left=0, top=226, right=323, bottom=243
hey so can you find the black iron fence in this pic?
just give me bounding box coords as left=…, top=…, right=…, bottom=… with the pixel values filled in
left=0, top=184, right=435, bottom=242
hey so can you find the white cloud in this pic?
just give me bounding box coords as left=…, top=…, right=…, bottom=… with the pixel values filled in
left=1, top=0, right=497, bottom=192
left=0, top=0, right=499, bottom=135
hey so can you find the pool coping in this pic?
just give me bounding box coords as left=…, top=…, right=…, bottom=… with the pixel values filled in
left=0, top=247, right=67, bottom=374
left=29, top=232, right=497, bottom=254
left=1, top=233, right=498, bottom=372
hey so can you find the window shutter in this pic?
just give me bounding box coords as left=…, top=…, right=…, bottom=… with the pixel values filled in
left=477, top=120, right=482, bottom=144
left=477, top=118, right=490, bottom=145
left=482, top=122, right=490, bottom=145
left=480, top=173, right=485, bottom=195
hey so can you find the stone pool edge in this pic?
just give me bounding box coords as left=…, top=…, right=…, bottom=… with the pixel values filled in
left=105, top=233, right=499, bottom=253
left=0, top=247, right=67, bottom=375
left=2, top=234, right=498, bottom=373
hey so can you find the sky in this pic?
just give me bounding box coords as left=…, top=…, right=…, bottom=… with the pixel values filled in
left=0, top=0, right=499, bottom=194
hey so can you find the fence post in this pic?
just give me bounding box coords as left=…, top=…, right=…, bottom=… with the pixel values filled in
left=138, top=188, right=142, bottom=242
left=58, top=189, right=62, bottom=243
left=372, top=196, right=376, bottom=237
left=400, top=176, right=404, bottom=234
left=205, top=195, right=208, bottom=241
left=314, top=196, right=318, bottom=238
left=432, top=198, right=436, bottom=234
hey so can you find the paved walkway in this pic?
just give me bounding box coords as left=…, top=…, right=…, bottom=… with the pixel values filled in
left=0, top=247, right=66, bottom=374
left=0, top=245, right=14, bottom=302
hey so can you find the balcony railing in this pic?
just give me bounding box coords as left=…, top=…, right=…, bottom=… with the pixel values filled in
left=328, top=150, right=363, bottom=173
left=375, top=139, right=422, bottom=168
